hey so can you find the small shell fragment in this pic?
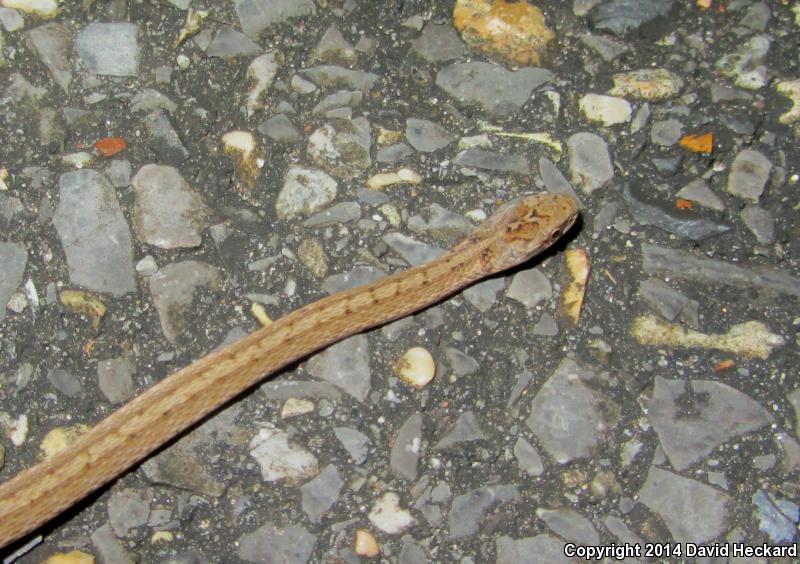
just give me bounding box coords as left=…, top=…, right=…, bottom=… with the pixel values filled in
left=281, top=398, right=315, bottom=419
left=395, top=347, right=436, bottom=388
left=354, top=529, right=380, bottom=557
left=557, top=248, right=590, bottom=326
left=251, top=302, right=273, bottom=327
left=40, top=424, right=92, bottom=459
left=60, top=289, right=106, bottom=330
left=366, top=168, right=422, bottom=189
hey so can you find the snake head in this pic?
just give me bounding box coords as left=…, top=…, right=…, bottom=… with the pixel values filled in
left=468, top=193, right=579, bottom=274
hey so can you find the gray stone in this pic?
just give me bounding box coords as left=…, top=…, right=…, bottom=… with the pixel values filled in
left=301, top=464, right=343, bottom=523
left=132, top=164, right=210, bottom=249
left=449, top=485, right=520, bottom=539
left=533, top=313, right=559, bottom=336
left=383, top=232, right=444, bottom=266
left=234, top=0, right=316, bottom=40
left=579, top=33, right=628, bottom=61
left=412, top=23, right=465, bottom=62
left=333, top=427, right=371, bottom=464
left=90, top=523, right=135, bottom=564
left=463, top=277, right=505, bottom=313
left=496, top=535, right=572, bottom=564
left=539, top=158, right=581, bottom=205
left=527, top=357, right=615, bottom=464
left=312, top=24, right=355, bottom=64
left=514, top=437, right=544, bottom=476
left=106, top=160, right=132, bottom=187
left=507, top=268, right=552, bottom=309
left=650, top=118, right=683, bottom=146
left=307, top=118, right=371, bottom=179
left=258, top=113, right=302, bottom=143
left=399, top=538, right=429, bottom=564
left=312, top=90, right=362, bottom=115
left=249, top=425, right=319, bottom=483
left=741, top=205, right=775, bottom=244
left=568, top=132, right=613, bottom=194
left=108, top=489, right=150, bottom=537
left=206, top=27, right=261, bottom=57
left=276, top=166, right=338, bottom=219
left=536, top=508, right=600, bottom=545
left=0, top=242, right=26, bottom=322
left=727, top=149, right=771, bottom=201
left=639, top=466, right=730, bottom=543
left=130, top=88, right=178, bottom=114
left=406, top=118, right=454, bottom=153
left=307, top=334, right=370, bottom=401
left=377, top=142, right=414, bottom=163
left=436, top=62, right=553, bottom=118
left=443, top=347, right=479, bottom=377
left=301, top=65, right=378, bottom=93
left=588, top=0, right=676, bottom=36
left=26, top=23, right=72, bottom=91
left=143, top=110, right=190, bottom=165
left=648, top=376, right=772, bottom=471
left=147, top=261, right=222, bottom=342
left=453, top=149, right=530, bottom=175
left=675, top=178, right=725, bottom=211
left=76, top=22, right=139, bottom=76
left=623, top=184, right=730, bottom=241
left=752, top=490, right=798, bottom=543
left=391, top=412, right=423, bottom=480
left=238, top=523, right=317, bottom=564
left=47, top=367, right=81, bottom=397
left=638, top=278, right=691, bottom=322
left=715, top=35, right=770, bottom=90
left=260, top=380, right=342, bottom=402
left=322, top=266, right=384, bottom=294
left=710, top=84, right=752, bottom=103
left=53, top=170, right=136, bottom=295
left=436, top=411, right=488, bottom=449
left=98, top=357, right=135, bottom=405
left=641, top=244, right=800, bottom=297
left=0, top=7, right=24, bottom=31
left=304, top=202, right=361, bottom=227
left=739, top=1, right=770, bottom=32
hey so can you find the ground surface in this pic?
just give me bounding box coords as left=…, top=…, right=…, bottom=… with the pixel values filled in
left=0, top=0, right=799, bottom=562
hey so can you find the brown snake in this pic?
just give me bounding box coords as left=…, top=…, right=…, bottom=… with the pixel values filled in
left=0, top=193, right=578, bottom=548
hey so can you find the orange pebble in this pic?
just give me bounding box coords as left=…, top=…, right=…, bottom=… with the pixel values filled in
left=95, top=137, right=127, bottom=157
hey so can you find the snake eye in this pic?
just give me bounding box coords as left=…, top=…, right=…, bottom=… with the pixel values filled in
left=549, top=228, right=562, bottom=241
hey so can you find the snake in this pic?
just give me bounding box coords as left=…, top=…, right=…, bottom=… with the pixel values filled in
left=0, top=192, right=579, bottom=548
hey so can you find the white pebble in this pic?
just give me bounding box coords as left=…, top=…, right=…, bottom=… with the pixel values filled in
left=280, top=398, right=315, bottom=419
left=395, top=347, right=435, bottom=388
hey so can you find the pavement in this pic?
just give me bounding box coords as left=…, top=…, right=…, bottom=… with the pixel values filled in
left=0, top=0, right=799, bottom=562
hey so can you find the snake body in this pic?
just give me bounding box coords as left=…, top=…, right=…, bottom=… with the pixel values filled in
left=0, top=193, right=578, bottom=548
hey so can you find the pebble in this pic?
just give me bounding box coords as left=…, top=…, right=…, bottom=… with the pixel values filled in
left=395, top=347, right=435, bottom=389
left=276, top=166, right=338, bottom=219
left=76, top=22, right=139, bottom=76
left=537, top=508, right=599, bottom=545
left=366, top=168, right=422, bottom=189
left=463, top=277, right=505, bottom=312
left=390, top=412, right=423, bottom=480
left=453, top=0, right=555, bottom=66
left=436, top=411, right=488, bottom=449
left=513, top=437, right=544, bottom=476
left=300, top=464, right=343, bottom=522
left=527, top=357, right=612, bottom=463
left=43, top=551, right=94, bottom=564
left=132, top=165, right=209, bottom=249
left=715, top=34, right=770, bottom=90
left=650, top=118, right=683, bottom=146
left=567, top=132, right=613, bottom=194
left=675, top=178, right=724, bottom=211
left=776, top=79, right=800, bottom=124
left=412, top=22, right=465, bottom=62
left=306, top=334, right=371, bottom=401
left=608, top=68, right=683, bottom=101
left=740, top=204, right=775, bottom=244
left=383, top=232, right=444, bottom=266
left=39, top=424, right=90, bottom=457
left=249, top=424, right=319, bottom=483
left=27, top=23, right=72, bottom=91
left=353, top=529, right=380, bottom=558
left=449, top=485, right=520, bottom=539
left=301, top=65, right=378, bottom=93
left=142, top=110, right=190, bottom=164
left=97, top=357, right=135, bottom=405
left=436, top=61, right=553, bottom=118
left=639, top=466, right=729, bottom=543
left=334, top=427, right=371, bottom=464
left=588, top=0, right=676, bottom=35
left=453, top=148, right=530, bottom=175
left=507, top=268, right=552, bottom=309
left=443, top=347, right=479, bottom=377
left=257, top=113, right=301, bottom=143
left=405, top=118, right=454, bottom=153
left=312, top=24, right=355, bottom=64
left=727, top=148, right=771, bottom=201
left=579, top=33, right=628, bottom=62
left=307, top=118, right=371, bottom=179
left=752, top=490, right=799, bottom=543
left=2, top=0, right=59, bottom=19
left=578, top=93, right=631, bottom=126
left=0, top=242, right=26, bottom=321
left=108, top=488, right=150, bottom=537
left=496, top=534, right=570, bottom=564
left=237, top=523, right=316, bottom=564
left=53, top=170, right=136, bottom=296
left=648, top=376, right=772, bottom=471
left=368, top=492, right=416, bottom=535
left=642, top=243, right=800, bottom=298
